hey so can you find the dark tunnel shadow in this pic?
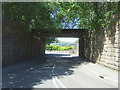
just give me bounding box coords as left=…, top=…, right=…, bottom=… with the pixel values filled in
left=2, top=53, right=89, bottom=89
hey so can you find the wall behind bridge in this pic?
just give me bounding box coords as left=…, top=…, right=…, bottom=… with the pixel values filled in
left=2, top=18, right=45, bottom=66
left=84, top=18, right=119, bottom=71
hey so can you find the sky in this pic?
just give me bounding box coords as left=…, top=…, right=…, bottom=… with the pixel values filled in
left=51, top=11, right=79, bottom=43
left=57, top=37, right=78, bottom=43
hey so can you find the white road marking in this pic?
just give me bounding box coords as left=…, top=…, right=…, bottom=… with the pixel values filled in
left=52, top=64, right=67, bottom=89
left=53, top=77, right=59, bottom=88
left=55, top=77, right=67, bottom=88
left=52, top=65, right=56, bottom=73
left=81, top=64, right=118, bottom=83
left=82, top=64, right=99, bottom=76
left=52, top=65, right=60, bottom=88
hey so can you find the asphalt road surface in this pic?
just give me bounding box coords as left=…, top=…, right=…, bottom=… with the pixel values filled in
left=2, top=52, right=118, bottom=88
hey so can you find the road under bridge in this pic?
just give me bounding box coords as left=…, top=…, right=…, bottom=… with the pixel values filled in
left=32, top=29, right=88, bottom=58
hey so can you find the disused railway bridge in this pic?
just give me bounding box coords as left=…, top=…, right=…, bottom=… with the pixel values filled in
left=3, top=18, right=119, bottom=71
left=32, top=29, right=88, bottom=57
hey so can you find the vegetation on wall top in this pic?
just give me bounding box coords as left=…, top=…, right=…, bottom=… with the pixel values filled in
left=2, top=2, right=119, bottom=44
left=3, top=2, right=119, bottom=31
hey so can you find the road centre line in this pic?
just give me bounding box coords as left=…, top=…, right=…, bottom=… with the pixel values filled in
left=53, top=77, right=59, bottom=88
left=52, top=64, right=67, bottom=88
left=54, top=77, right=67, bottom=88
left=52, top=65, right=56, bottom=73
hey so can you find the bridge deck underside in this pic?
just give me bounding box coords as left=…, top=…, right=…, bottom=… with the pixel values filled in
left=32, top=29, right=87, bottom=38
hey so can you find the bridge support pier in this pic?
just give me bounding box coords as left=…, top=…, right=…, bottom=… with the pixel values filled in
left=40, top=41, right=45, bottom=55
left=79, top=37, right=85, bottom=58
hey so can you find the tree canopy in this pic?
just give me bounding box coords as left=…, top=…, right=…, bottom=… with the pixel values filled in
left=52, top=2, right=119, bottom=30
left=3, top=2, right=119, bottom=31
left=2, top=2, right=61, bottom=32
left=2, top=2, right=119, bottom=43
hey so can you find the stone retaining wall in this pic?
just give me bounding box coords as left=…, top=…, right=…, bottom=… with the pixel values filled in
left=2, top=18, right=45, bottom=66
left=84, top=20, right=119, bottom=70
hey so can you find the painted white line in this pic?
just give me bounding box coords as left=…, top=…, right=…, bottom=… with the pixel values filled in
left=52, top=65, right=56, bottom=73
left=52, top=65, right=59, bottom=88
left=81, top=64, right=118, bottom=83
left=55, top=77, right=67, bottom=88
left=52, top=64, right=67, bottom=89
left=53, top=77, right=59, bottom=88
left=82, top=64, right=99, bottom=76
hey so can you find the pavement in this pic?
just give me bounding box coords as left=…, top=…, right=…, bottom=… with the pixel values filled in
left=2, top=52, right=119, bottom=88
left=71, top=54, right=118, bottom=84
left=81, top=62, right=118, bottom=83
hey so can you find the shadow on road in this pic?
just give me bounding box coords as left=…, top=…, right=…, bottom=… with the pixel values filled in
left=2, top=53, right=89, bottom=88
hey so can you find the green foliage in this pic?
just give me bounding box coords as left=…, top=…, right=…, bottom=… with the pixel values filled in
left=45, top=45, right=75, bottom=51
left=3, top=2, right=119, bottom=44
left=2, top=2, right=60, bottom=32
left=53, top=2, right=118, bottom=31
left=3, top=2, right=118, bottom=31
left=2, top=2, right=61, bottom=44
left=44, top=38, right=59, bottom=45
left=50, top=41, right=76, bottom=47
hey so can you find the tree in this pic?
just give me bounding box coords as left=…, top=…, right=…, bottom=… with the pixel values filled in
left=3, top=2, right=119, bottom=44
